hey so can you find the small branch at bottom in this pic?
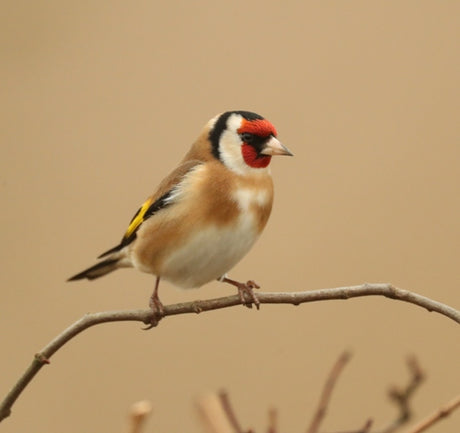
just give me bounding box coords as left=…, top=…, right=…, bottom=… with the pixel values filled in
left=406, top=394, right=460, bottom=433
left=0, top=283, right=458, bottom=423
left=306, top=351, right=352, bottom=433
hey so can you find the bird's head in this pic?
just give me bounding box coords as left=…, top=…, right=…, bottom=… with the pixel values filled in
left=208, top=111, right=293, bottom=174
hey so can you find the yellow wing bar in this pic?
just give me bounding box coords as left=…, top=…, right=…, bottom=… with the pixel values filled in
left=124, top=197, right=153, bottom=240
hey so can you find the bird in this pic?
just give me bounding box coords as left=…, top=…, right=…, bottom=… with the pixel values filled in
left=68, top=110, right=293, bottom=325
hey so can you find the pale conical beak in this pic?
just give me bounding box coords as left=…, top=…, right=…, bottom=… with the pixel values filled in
left=260, top=136, right=294, bottom=156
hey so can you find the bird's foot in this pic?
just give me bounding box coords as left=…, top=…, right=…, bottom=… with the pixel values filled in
left=142, top=293, right=165, bottom=330
left=237, top=280, right=261, bottom=309
left=220, top=276, right=261, bottom=309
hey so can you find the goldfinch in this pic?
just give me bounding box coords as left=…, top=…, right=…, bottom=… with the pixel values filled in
left=68, top=110, right=292, bottom=321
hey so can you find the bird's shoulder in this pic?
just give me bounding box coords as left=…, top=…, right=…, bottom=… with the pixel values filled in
left=126, top=159, right=204, bottom=237
left=98, top=158, right=204, bottom=258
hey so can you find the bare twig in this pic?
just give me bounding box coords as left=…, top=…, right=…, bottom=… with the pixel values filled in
left=196, top=356, right=454, bottom=433
left=219, top=390, right=245, bottom=433
left=377, top=356, right=425, bottom=433
left=357, top=419, right=373, bottom=433
left=197, top=391, right=254, bottom=433
left=306, top=351, right=352, bottom=433
left=128, top=400, right=152, bottom=433
left=406, top=394, right=460, bottom=433
left=266, top=408, right=277, bottom=433
left=0, top=283, right=458, bottom=422
left=327, top=418, right=373, bottom=433
left=196, top=393, right=235, bottom=433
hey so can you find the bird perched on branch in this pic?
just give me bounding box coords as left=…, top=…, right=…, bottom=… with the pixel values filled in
left=68, top=110, right=292, bottom=324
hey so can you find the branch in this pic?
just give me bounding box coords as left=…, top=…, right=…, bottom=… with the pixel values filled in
left=377, top=356, right=425, bottom=433
left=306, top=351, right=351, bottom=433
left=406, top=394, right=460, bottom=433
left=196, top=392, right=236, bottom=433
left=218, top=391, right=245, bottom=433
left=327, top=419, right=373, bottom=433
left=0, top=283, right=458, bottom=422
left=195, top=356, right=455, bottom=433
left=266, top=408, right=277, bottom=433
left=128, top=400, right=152, bottom=433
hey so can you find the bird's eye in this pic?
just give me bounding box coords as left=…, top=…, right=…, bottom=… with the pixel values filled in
left=240, top=133, right=255, bottom=143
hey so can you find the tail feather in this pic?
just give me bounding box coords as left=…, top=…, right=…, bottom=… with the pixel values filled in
left=68, top=258, right=120, bottom=281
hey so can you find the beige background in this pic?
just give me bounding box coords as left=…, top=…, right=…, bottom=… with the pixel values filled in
left=1, top=1, right=459, bottom=432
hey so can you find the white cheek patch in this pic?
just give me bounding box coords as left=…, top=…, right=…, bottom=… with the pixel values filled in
left=218, top=129, right=246, bottom=174
left=218, top=113, right=273, bottom=175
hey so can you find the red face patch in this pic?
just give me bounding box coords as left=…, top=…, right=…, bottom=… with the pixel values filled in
left=238, top=118, right=276, bottom=168
left=241, top=144, right=271, bottom=168
left=237, top=118, right=277, bottom=137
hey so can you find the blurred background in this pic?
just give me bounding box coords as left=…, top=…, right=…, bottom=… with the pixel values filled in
left=1, top=1, right=459, bottom=432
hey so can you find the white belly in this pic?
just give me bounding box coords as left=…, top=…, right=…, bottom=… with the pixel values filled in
left=160, top=214, right=259, bottom=288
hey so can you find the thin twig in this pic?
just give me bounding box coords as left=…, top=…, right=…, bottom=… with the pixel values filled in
left=266, top=408, right=277, bottom=433
left=357, top=419, right=373, bottom=433
left=219, top=390, right=245, bottom=433
left=0, top=283, right=458, bottom=422
left=196, top=393, right=235, bottom=433
left=377, top=356, right=425, bottom=433
left=406, top=394, right=460, bottom=433
left=306, top=351, right=352, bottom=433
left=327, top=418, right=373, bottom=433
left=128, top=400, right=152, bottom=433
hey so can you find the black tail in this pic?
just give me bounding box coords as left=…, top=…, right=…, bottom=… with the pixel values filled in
left=67, top=258, right=120, bottom=281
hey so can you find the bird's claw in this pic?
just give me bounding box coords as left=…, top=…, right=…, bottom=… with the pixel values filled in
left=142, top=295, right=165, bottom=330
left=237, top=280, right=261, bottom=309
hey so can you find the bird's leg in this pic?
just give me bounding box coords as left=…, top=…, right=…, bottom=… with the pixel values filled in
left=219, top=276, right=261, bottom=309
left=144, top=276, right=164, bottom=329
